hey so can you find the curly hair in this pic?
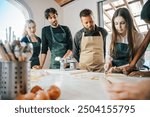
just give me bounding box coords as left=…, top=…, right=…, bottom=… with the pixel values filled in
left=44, top=7, right=58, bottom=19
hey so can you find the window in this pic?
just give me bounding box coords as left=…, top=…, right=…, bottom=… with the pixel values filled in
left=0, top=0, right=26, bottom=42
left=103, top=0, right=149, bottom=33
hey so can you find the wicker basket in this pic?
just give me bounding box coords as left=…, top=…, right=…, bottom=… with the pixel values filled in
left=0, top=61, right=30, bottom=100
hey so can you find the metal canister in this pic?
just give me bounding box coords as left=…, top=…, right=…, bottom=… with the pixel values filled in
left=0, top=61, right=30, bottom=100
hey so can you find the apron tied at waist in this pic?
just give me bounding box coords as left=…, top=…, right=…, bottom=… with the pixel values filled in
left=79, top=32, right=105, bottom=72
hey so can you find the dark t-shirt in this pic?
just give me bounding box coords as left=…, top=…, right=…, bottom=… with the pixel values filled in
left=41, top=25, right=73, bottom=54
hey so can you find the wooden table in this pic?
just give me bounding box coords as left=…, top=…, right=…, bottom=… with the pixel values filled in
left=30, top=69, right=150, bottom=100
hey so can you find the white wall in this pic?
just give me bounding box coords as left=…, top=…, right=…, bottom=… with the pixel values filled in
left=62, top=0, right=100, bottom=37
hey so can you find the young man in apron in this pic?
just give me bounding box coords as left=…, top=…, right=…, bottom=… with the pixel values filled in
left=73, top=9, right=108, bottom=72
left=40, top=8, right=73, bottom=69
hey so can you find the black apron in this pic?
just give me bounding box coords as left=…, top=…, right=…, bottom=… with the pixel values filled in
left=27, top=36, right=41, bottom=68
left=50, top=26, right=68, bottom=69
left=112, top=43, right=130, bottom=67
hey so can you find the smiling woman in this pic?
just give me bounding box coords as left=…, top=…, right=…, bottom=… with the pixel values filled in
left=0, top=0, right=26, bottom=42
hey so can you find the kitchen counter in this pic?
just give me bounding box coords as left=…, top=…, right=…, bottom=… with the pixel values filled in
left=30, top=69, right=150, bottom=100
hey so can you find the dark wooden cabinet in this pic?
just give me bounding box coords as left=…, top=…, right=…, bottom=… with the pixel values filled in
left=55, top=0, right=75, bottom=7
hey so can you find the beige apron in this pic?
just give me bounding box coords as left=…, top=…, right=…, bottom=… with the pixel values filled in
left=79, top=32, right=104, bottom=72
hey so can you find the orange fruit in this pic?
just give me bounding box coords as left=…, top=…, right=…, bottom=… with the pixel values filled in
left=30, top=85, right=43, bottom=93
left=47, top=85, right=61, bottom=100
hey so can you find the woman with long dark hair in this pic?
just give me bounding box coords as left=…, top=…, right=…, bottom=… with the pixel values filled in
left=104, top=8, right=144, bottom=73
left=107, top=1, right=150, bottom=100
